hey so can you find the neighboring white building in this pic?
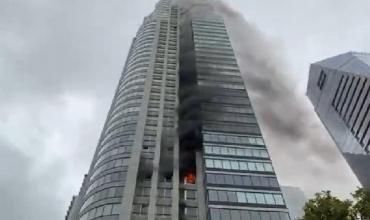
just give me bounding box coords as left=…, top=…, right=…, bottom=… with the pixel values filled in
left=307, top=52, right=370, bottom=189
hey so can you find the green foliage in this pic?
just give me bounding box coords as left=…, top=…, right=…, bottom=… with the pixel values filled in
left=352, top=188, right=370, bottom=219
left=303, top=191, right=353, bottom=220
left=302, top=188, right=370, bottom=220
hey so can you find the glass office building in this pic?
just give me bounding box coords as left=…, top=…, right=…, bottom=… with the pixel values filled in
left=307, top=52, right=370, bottom=189
left=66, top=1, right=290, bottom=220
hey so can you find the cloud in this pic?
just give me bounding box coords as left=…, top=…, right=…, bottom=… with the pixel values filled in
left=0, top=136, right=65, bottom=219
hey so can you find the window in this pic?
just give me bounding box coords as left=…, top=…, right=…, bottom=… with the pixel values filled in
left=218, top=191, right=228, bottom=202
left=246, top=193, right=257, bottom=203
left=261, top=212, right=271, bottom=220
left=208, top=208, right=290, bottom=220
left=214, top=160, right=222, bottom=168
left=209, top=190, right=218, bottom=201
left=274, top=194, right=285, bottom=205
left=264, top=164, right=274, bottom=172
left=250, top=211, right=261, bottom=220
left=265, top=194, right=275, bottom=205
left=206, top=174, right=216, bottom=184
left=210, top=208, right=221, bottom=220
left=103, top=205, right=112, bottom=216
left=240, top=210, right=250, bottom=220
left=205, top=158, right=273, bottom=173
left=233, top=175, right=243, bottom=185
left=248, top=162, right=256, bottom=171
left=243, top=176, right=252, bottom=186
left=231, top=161, right=239, bottom=170
left=185, top=190, right=196, bottom=200
left=227, top=191, right=237, bottom=203
left=251, top=176, right=261, bottom=186
left=220, top=209, right=231, bottom=220
left=239, top=162, right=248, bottom=170
left=222, top=160, right=231, bottom=169
left=158, top=188, right=172, bottom=198
left=184, top=207, right=198, bottom=217
left=237, top=192, right=246, bottom=203
left=317, top=70, right=327, bottom=90
left=156, top=205, right=171, bottom=216
left=225, top=175, right=233, bottom=185
left=216, top=174, right=224, bottom=184
left=230, top=210, right=241, bottom=220
left=80, top=203, right=122, bottom=220
left=255, top=193, right=266, bottom=204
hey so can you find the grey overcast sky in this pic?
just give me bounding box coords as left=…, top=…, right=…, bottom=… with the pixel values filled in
left=0, top=0, right=370, bottom=219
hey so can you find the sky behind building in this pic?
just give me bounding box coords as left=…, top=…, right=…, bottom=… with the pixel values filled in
left=0, top=0, right=370, bottom=219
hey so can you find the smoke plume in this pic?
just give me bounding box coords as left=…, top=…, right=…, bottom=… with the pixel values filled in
left=212, top=2, right=340, bottom=160
left=177, top=0, right=359, bottom=195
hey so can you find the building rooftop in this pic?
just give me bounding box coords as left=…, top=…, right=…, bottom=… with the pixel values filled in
left=314, top=51, right=370, bottom=76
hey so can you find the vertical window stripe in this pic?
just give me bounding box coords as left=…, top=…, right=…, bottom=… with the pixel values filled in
left=352, top=82, right=370, bottom=134
left=348, top=78, right=367, bottom=127
left=332, top=75, right=345, bottom=107
left=335, top=75, right=349, bottom=111
left=344, top=77, right=360, bottom=122
left=339, top=76, right=355, bottom=115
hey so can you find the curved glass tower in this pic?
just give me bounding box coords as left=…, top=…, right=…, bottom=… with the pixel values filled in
left=65, top=1, right=290, bottom=220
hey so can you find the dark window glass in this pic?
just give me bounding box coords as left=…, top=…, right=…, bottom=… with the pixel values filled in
left=242, top=176, right=252, bottom=186
left=261, top=212, right=271, bottom=220
left=269, top=178, right=279, bottom=188
left=216, top=174, right=225, bottom=184
left=220, top=209, right=231, bottom=220
left=225, top=175, right=234, bottom=185
left=279, top=212, right=290, bottom=220
left=233, top=175, right=243, bottom=186
left=227, top=191, right=237, bottom=203
left=230, top=210, right=241, bottom=220
left=207, top=174, right=216, bottom=184
left=270, top=212, right=280, bottom=220
left=240, top=210, right=251, bottom=220
left=210, top=209, right=221, bottom=220
left=218, top=191, right=228, bottom=202
left=251, top=176, right=261, bottom=186
left=186, top=207, right=197, bottom=217
left=209, top=190, right=218, bottom=201
left=260, top=177, right=269, bottom=187
left=250, top=211, right=261, bottom=220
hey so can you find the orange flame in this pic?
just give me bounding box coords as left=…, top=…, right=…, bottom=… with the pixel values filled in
left=184, top=171, right=196, bottom=184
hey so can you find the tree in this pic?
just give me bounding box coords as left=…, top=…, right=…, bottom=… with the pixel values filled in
left=352, top=188, right=370, bottom=220
left=303, top=190, right=354, bottom=220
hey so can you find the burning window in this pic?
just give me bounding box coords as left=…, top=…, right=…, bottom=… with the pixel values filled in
left=183, top=171, right=196, bottom=184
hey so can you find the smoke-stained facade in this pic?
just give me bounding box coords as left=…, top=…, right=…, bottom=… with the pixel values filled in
left=307, top=52, right=370, bottom=189
left=66, top=1, right=290, bottom=220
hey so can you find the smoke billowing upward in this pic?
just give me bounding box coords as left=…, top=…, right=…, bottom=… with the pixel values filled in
left=212, top=2, right=340, bottom=160
left=212, top=1, right=361, bottom=195
left=176, top=0, right=359, bottom=195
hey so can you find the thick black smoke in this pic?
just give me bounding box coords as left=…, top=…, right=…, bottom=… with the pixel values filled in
left=175, top=0, right=355, bottom=193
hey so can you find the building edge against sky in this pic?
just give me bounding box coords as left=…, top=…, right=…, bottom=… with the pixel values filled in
left=281, top=186, right=306, bottom=220
left=307, top=52, right=370, bottom=189
left=66, top=0, right=291, bottom=219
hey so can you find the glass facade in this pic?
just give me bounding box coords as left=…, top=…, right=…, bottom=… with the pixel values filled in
left=307, top=52, right=370, bottom=189
left=66, top=1, right=290, bottom=220
left=188, top=18, right=289, bottom=220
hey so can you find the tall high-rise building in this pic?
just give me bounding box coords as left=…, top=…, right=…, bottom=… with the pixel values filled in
left=307, top=52, right=370, bottom=189
left=66, top=1, right=290, bottom=220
